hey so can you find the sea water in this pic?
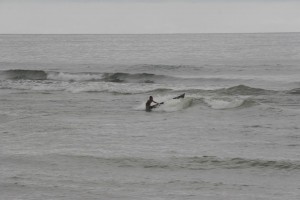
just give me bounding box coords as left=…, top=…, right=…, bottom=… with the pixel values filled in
left=0, top=33, right=300, bottom=200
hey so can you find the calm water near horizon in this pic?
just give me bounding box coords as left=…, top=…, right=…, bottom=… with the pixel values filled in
left=1, top=33, right=300, bottom=200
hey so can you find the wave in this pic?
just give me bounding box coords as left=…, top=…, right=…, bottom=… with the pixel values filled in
left=102, top=72, right=166, bottom=83
left=0, top=70, right=169, bottom=83
left=48, top=72, right=166, bottom=83
left=216, top=85, right=276, bottom=95
left=203, top=97, right=257, bottom=110
left=100, top=73, right=252, bottom=85
left=0, top=78, right=292, bottom=99
left=1, top=69, right=48, bottom=80
left=47, top=72, right=103, bottom=82
left=0, top=70, right=296, bottom=98
left=0, top=69, right=104, bottom=82
left=0, top=69, right=256, bottom=84
left=288, top=88, right=300, bottom=95
left=0, top=80, right=168, bottom=94
left=54, top=154, right=300, bottom=171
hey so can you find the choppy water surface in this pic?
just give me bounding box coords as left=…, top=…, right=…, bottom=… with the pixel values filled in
left=0, top=34, right=300, bottom=200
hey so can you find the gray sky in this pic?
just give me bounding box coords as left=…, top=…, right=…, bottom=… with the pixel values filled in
left=0, top=0, right=299, bottom=34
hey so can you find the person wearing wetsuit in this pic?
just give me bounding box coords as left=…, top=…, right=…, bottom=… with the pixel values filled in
left=145, top=96, right=158, bottom=112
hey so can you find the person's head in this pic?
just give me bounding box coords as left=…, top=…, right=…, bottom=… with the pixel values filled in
left=149, top=96, right=153, bottom=100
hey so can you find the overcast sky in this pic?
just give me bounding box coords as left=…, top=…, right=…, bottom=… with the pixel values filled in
left=0, top=0, right=299, bottom=34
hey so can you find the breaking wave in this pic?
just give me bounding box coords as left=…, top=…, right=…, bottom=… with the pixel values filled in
left=0, top=80, right=167, bottom=94
left=0, top=69, right=265, bottom=85
left=0, top=70, right=296, bottom=101
left=102, top=72, right=166, bottom=83
left=47, top=72, right=103, bottom=82
left=0, top=70, right=170, bottom=83
left=203, top=97, right=257, bottom=109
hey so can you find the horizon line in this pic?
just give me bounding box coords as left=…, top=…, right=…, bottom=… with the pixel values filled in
left=1, top=31, right=299, bottom=35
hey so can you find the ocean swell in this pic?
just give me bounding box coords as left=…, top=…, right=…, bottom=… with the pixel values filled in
left=54, top=154, right=300, bottom=171
left=1, top=69, right=47, bottom=80
left=217, top=85, right=276, bottom=95
left=288, top=88, right=300, bottom=95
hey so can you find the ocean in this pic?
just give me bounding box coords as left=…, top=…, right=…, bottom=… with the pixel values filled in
left=0, top=33, right=299, bottom=200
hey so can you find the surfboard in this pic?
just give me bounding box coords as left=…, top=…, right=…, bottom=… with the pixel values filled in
left=173, top=93, right=185, bottom=99
left=153, top=93, right=185, bottom=108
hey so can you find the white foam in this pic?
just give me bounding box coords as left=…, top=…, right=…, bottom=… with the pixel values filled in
left=0, top=79, right=167, bottom=94
left=66, top=82, right=164, bottom=94
left=158, top=98, right=193, bottom=112
left=47, top=72, right=102, bottom=82
left=204, top=97, right=245, bottom=109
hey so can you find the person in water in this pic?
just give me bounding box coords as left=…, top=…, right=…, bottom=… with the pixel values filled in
left=145, top=96, right=159, bottom=111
